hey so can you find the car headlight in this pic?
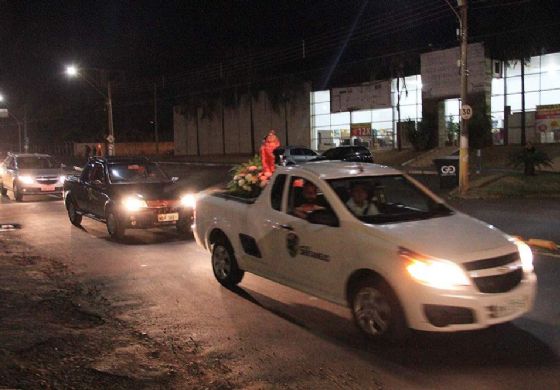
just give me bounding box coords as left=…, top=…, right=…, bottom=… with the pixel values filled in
left=513, top=239, right=534, bottom=273
left=59, top=175, right=66, bottom=184
left=180, top=193, right=197, bottom=209
left=18, top=175, right=35, bottom=185
left=401, top=248, right=470, bottom=289
left=0, top=166, right=5, bottom=175
left=122, top=196, right=148, bottom=212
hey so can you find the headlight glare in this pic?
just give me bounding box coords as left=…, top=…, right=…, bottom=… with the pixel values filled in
left=18, top=175, right=35, bottom=185
left=180, top=193, right=196, bottom=209
left=122, top=196, right=148, bottom=212
left=59, top=175, right=66, bottom=184
left=514, top=239, right=534, bottom=273
left=401, top=249, right=470, bottom=289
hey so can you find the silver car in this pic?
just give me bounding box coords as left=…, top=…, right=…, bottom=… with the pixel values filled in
left=274, top=145, right=318, bottom=165
left=0, top=153, right=66, bottom=201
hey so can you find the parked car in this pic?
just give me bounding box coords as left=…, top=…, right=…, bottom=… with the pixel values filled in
left=193, top=161, right=536, bottom=341
left=63, top=156, right=196, bottom=240
left=0, top=153, right=67, bottom=201
left=273, top=145, right=318, bottom=165
left=318, top=146, right=374, bottom=163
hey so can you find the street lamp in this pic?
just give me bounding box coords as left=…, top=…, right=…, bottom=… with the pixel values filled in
left=65, top=64, right=115, bottom=156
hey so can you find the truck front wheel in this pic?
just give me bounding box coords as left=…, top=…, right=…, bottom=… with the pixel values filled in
left=106, top=210, right=126, bottom=241
left=350, top=277, right=408, bottom=342
left=66, top=198, right=82, bottom=226
left=211, top=239, right=244, bottom=288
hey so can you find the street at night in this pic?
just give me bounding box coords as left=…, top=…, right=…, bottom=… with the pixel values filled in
left=1, top=165, right=559, bottom=389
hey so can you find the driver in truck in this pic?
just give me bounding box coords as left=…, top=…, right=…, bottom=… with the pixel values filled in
left=346, top=181, right=379, bottom=217
left=293, top=181, right=324, bottom=219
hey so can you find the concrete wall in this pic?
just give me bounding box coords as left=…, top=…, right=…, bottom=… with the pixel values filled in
left=173, top=82, right=311, bottom=156
left=74, top=142, right=174, bottom=157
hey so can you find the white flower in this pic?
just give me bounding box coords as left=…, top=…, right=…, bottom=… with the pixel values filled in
left=238, top=179, right=246, bottom=186
left=233, top=175, right=240, bottom=180
left=245, top=174, right=253, bottom=181
left=243, top=185, right=251, bottom=191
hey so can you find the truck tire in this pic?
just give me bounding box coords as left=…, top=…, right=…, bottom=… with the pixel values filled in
left=66, top=197, right=82, bottom=226
left=106, top=210, right=126, bottom=241
left=0, top=182, right=6, bottom=196
left=176, top=216, right=192, bottom=237
left=13, top=181, right=23, bottom=202
left=350, top=276, right=408, bottom=342
left=211, top=238, right=244, bottom=288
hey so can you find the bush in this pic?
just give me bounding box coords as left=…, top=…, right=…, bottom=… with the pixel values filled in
left=510, top=146, right=553, bottom=176
left=406, top=119, right=432, bottom=151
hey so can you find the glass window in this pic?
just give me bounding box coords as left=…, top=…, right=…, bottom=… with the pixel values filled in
left=491, top=95, right=504, bottom=112
left=287, top=177, right=332, bottom=221
left=540, top=90, right=560, bottom=105
left=351, top=110, right=371, bottom=123
left=270, top=174, right=287, bottom=211
left=507, top=93, right=522, bottom=112
left=525, top=92, right=540, bottom=111
left=90, top=163, right=106, bottom=183
left=540, top=71, right=560, bottom=91
left=313, top=102, right=330, bottom=115
left=328, top=175, right=452, bottom=224
left=541, top=53, right=560, bottom=74
left=507, top=76, right=522, bottom=94
left=313, top=114, right=330, bottom=127
left=371, top=108, right=392, bottom=122
left=523, top=74, right=540, bottom=92
left=398, top=105, right=418, bottom=121
left=492, top=78, right=504, bottom=95
left=108, top=162, right=169, bottom=184
left=312, top=90, right=330, bottom=103
left=330, top=112, right=350, bottom=126
left=16, top=156, right=57, bottom=169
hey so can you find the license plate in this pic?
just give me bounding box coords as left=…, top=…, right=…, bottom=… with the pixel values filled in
left=41, top=185, right=56, bottom=192
left=489, top=296, right=528, bottom=319
left=158, top=212, right=179, bottom=222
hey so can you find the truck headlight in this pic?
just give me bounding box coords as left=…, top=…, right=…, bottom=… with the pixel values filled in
left=513, top=239, right=534, bottom=273
left=59, top=175, right=66, bottom=184
left=18, top=175, right=35, bottom=185
left=401, top=248, right=470, bottom=289
left=180, top=193, right=196, bottom=209
left=122, top=197, right=148, bottom=212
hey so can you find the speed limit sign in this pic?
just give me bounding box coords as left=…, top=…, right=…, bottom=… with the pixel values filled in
left=460, top=104, right=473, bottom=120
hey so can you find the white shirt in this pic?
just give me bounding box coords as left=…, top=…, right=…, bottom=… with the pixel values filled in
left=346, top=198, right=379, bottom=216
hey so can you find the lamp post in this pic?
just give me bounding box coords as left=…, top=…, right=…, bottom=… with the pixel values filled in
left=65, top=65, right=115, bottom=156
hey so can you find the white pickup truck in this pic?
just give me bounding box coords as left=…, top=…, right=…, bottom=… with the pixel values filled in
left=194, top=161, right=536, bottom=341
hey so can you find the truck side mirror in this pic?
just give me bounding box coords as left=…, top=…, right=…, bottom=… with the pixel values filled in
left=307, top=209, right=339, bottom=227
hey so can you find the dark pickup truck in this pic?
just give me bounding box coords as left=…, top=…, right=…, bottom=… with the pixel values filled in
left=63, top=156, right=195, bottom=240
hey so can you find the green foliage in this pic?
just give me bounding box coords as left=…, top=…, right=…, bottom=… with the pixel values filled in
left=510, top=146, right=553, bottom=176
left=446, top=117, right=459, bottom=145
left=227, top=155, right=272, bottom=198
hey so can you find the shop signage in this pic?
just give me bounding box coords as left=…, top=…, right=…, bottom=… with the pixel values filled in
left=535, top=104, right=560, bottom=143
left=351, top=123, right=372, bottom=137
left=331, top=81, right=391, bottom=112
left=421, top=42, right=488, bottom=99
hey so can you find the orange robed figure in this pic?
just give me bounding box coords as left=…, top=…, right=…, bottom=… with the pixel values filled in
left=260, top=130, right=280, bottom=174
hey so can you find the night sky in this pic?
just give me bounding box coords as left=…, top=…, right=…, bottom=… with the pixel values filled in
left=1, top=0, right=559, bottom=144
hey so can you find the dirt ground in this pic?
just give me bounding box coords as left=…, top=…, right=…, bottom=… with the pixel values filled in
left=0, top=233, right=236, bottom=389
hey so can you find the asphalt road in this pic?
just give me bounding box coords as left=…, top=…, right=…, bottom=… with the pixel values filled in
left=1, top=167, right=559, bottom=389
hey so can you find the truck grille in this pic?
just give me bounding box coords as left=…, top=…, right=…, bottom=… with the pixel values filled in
left=463, top=252, right=523, bottom=293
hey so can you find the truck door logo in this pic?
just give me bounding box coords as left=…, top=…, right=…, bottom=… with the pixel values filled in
left=286, top=232, right=299, bottom=257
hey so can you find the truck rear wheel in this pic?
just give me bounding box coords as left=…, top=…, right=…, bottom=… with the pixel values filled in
left=350, top=277, right=408, bottom=342
left=211, top=239, right=244, bottom=288
left=13, top=181, right=23, bottom=202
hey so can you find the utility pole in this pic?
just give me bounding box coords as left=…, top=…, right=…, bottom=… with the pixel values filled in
left=107, top=81, right=115, bottom=156
left=458, top=0, right=469, bottom=194
left=23, top=104, right=29, bottom=153
left=154, top=82, right=159, bottom=155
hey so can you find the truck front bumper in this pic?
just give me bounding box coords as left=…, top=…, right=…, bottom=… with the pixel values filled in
left=122, top=208, right=193, bottom=230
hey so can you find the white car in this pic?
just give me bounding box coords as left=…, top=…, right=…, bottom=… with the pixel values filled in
left=0, top=153, right=66, bottom=201
left=193, top=161, right=537, bottom=341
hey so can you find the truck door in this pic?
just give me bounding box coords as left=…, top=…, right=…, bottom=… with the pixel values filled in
left=268, top=175, right=343, bottom=296
left=88, top=162, right=109, bottom=218
left=75, top=163, right=93, bottom=211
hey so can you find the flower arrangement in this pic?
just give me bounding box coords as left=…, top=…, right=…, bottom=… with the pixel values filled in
left=227, top=155, right=273, bottom=197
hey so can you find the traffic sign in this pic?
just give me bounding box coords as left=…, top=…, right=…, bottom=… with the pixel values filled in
left=106, top=134, right=115, bottom=143
left=460, top=104, right=473, bottom=120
